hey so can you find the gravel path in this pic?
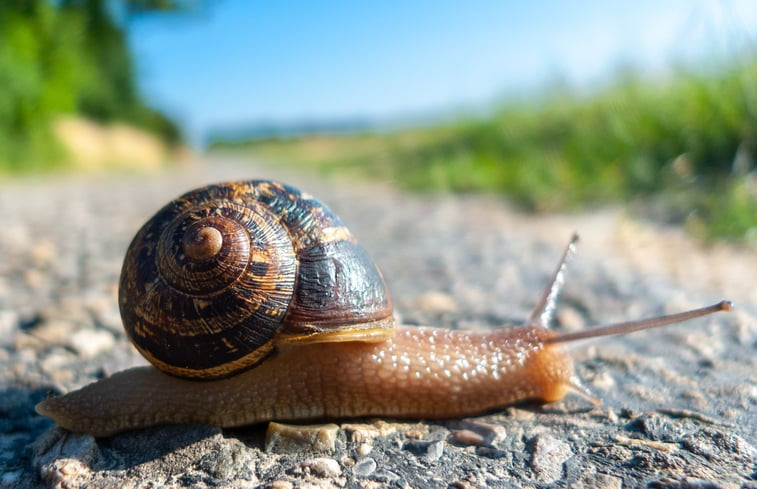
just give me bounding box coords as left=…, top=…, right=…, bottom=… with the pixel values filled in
left=1, top=156, right=754, bottom=488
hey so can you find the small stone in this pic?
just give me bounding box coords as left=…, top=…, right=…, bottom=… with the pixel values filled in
left=426, top=440, right=445, bottom=461
left=402, top=439, right=445, bottom=461
left=475, top=446, right=508, bottom=459
left=352, top=457, right=377, bottom=477
left=34, top=431, right=101, bottom=488
left=301, top=457, right=341, bottom=478
left=357, top=443, right=373, bottom=456
left=31, top=239, right=56, bottom=267
left=606, top=409, right=619, bottom=423
left=24, top=269, right=46, bottom=289
left=69, top=328, right=115, bottom=358
left=85, top=295, right=122, bottom=333
left=371, top=420, right=398, bottom=437
left=0, top=310, right=18, bottom=341
left=32, top=319, right=76, bottom=345
left=271, top=480, right=294, bottom=489
left=591, top=371, right=616, bottom=391
left=570, top=468, right=622, bottom=489
left=3, top=223, right=30, bottom=249
left=506, top=407, right=535, bottom=420
left=265, top=422, right=339, bottom=454
left=413, top=291, right=459, bottom=313
left=449, top=420, right=506, bottom=446
left=40, top=350, right=75, bottom=383
left=556, top=305, right=585, bottom=331
left=342, top=423, right=380, bottom=443
left=648, top=476, right=727, bottom=489
left=681, top=428, right=757, bottom=464
left=373, top=470, right=401, bottom=483
left=403, top=425, right=429, bottom=439
left=449, top=481, right=475, bottom=489
left=452, top=429, right=484, bottom=446
left=528, top=434, right=573, bottom=483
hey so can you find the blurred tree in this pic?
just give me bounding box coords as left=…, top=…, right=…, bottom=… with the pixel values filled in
left=0, top=0, right=195, bottom=171
left=125, top=0, right=201, bottom=14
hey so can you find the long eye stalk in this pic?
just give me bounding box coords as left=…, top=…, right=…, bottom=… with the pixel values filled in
left=546, top=300, right=733, bottom=345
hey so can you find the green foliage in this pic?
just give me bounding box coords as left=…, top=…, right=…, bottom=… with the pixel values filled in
left=0, top=0, right=182, bottom=172
left=219, top=54, right=757, bottom=243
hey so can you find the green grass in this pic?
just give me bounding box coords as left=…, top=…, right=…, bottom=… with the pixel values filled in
left=212, top=54, right=757, bottom=245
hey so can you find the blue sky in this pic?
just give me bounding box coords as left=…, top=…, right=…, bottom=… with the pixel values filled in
left=128, top=1, right=757, bottom=144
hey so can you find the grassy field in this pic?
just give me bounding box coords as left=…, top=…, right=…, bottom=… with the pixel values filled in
left=211, top=53, right=757, bottom=246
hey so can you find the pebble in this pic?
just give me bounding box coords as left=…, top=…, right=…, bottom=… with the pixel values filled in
left=300, top=458, right=341, bottom=478
left=34, top=431, right=102, bottom=488
left=570, top=468, right=622, bottom=489
left=264, top=422, right=339, bottom=454
left=425, top=440, right=445, bottom=461
left=351, top=457, right=377, bottom=477
left=30, top=239, right=56, bottom=267
left=342, top=423, right=380, bottom=443
left=475, top=447, right=508, bottom=459
left=403, top=439, right=445, bottom=462
left=449, top=420, right=506, bottom=447
left=527, top=434, right=573, bottom=483
left=556, top=305, right=585, bottom=331
left=40, top=351, right=75, bottom=383
left=451, top=429, right=484, bottom=446
left=0, top=310, right=18, bottom=340
left=412, top=291, right=459, bottom=313
left=356, top=443, right=372, bottom=456
left=30, top=319, right=75, bottom=345
left=372, top=470, right=401, bottom=483
left=69, top=328, right=115, bottom=358
left=681, top=428, right=757, bottom=464
left=270, top=481, right=294, bottom=489
left=590, top=370, right=616, bottom=391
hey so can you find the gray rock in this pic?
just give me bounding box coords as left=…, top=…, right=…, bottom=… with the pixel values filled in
left=527, top=434, right=573, bottom=483
left=68, top=328, right=115, bottom=358
left=569, top=467, right=623, bottom=489
left=351, top=457, right=377, bottom=477
left=402, top=439, right=445, bottom=462
left=299, top=457, right=342, bottom=478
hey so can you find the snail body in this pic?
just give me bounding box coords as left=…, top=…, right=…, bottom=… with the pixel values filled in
left=36, top=326, right=570, bottom=437
left=35, top=180, right=731, bottom=437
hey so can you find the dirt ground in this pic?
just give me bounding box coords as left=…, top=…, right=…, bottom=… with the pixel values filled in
left=1, top=156, right=754, bottom=488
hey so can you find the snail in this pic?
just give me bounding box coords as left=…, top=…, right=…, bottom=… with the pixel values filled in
left=35, top=180, right=732, bottom=437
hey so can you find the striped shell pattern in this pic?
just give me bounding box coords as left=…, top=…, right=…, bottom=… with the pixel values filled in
left=118, top=180, right=394, bottom=379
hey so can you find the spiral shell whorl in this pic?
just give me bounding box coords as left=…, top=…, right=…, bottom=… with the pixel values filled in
left=119, top=182, right=298, bottom=379
left=119, top=180, right=394, bottom=380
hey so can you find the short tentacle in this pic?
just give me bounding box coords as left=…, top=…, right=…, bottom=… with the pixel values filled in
left=527, top=233, right=579, bottom=328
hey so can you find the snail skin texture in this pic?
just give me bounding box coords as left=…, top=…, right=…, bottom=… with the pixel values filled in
left=35, top=180, right=732, bottom=437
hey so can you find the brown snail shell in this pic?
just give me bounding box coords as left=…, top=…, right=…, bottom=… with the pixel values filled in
left=118, top=180, right=394, bottom=379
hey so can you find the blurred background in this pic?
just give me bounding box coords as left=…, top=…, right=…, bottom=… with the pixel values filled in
left=1, top=0, right=756, bottom=245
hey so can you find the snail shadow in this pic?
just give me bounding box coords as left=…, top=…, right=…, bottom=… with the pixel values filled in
left=2, top=385, right=55, bottom=435
left=30, top=382, right=223, bottom=470
left=34, top=423, right=225, bottom=472
left=94, top=424, right=224, bottom=469
left=2, top=386, right=57, bottom=480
